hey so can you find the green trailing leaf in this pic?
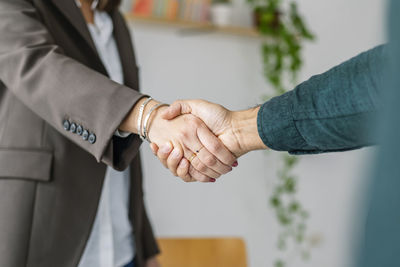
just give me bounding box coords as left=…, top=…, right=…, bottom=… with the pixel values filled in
left=271, top=196, right=281, bottom=207
left=289, top=201, right=300, bottom=212
left=301, top=250, right=311, bottom=261
left=249, top=0, right=314, bottom=94
left=275, top=259, right=286, bottom=267
left=284, top=177, right=296, bottom=193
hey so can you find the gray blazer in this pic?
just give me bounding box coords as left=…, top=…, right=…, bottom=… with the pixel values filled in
left=0, top=0, right=159, bottom=266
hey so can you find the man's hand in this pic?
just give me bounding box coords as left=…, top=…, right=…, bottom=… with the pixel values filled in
left=150, top=100, right=268, bottom=177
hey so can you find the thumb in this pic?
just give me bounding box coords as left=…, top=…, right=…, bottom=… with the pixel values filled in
left=161, top=101, right=193, bottom=120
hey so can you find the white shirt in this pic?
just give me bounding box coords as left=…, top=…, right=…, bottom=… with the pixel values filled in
left=76, top=2, right=135, bottom=267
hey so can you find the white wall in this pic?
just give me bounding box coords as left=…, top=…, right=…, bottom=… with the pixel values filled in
left=123, top=0, right=386, bottom=266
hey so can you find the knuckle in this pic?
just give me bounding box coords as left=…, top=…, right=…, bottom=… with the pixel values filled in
left=209, top=142, right=222, bottom=153
left=196, top=162, right=208, bottom=172
left=178, top=131, right=189, bottom=140
left=203, top=154, right=217, bottom=166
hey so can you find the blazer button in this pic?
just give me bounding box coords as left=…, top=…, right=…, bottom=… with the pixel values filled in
left=70, top=123, right=77, bottom=133
left=63, top=120, right=70, bottom=131
left=82, top=130, right=89, bottom=141
left=76, top=125, right=83, bottom=136
left=88, top=133, right=96, bottom=144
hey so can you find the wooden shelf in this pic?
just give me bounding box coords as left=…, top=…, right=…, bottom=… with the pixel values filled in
left=124, top=14, right=260, bottom=38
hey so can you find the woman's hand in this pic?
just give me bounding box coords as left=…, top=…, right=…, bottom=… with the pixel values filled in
left=147, top=105, right=236, bottom=182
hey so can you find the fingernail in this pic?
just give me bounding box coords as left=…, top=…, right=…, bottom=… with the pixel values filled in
left=232, top=161, right=238, bottom=167
left=171, top=148, right=181, bottom=158
left=160, top=143, right=172, bottom=154
left=210, top=178, right=216, bottom=183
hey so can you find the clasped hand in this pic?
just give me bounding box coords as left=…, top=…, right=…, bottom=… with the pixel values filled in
left=121, top=98, right=265, bottom=183
left=147, top=100, right=265, bottom=183
left=147, top=103, right=236, bottom=183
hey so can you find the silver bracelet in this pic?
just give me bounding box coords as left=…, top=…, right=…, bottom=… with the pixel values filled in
left=143, top=103, right=169, bottom=142
left=137, top=97, right=153, bottom=141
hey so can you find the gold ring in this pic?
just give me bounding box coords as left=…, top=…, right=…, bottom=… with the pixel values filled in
left=188, top=153, right=197, bottom=163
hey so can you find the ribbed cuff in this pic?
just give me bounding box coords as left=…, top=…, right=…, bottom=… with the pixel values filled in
left=257, top=91, right=309, bottom=152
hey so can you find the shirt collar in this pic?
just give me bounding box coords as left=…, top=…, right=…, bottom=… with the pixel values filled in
left=75, top=0, right=99, bottom=10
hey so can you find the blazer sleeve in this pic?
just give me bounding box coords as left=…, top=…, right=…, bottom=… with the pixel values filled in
left=0, top=0, right=144, bottom=169
left=257, top=45, right=387, bottom=154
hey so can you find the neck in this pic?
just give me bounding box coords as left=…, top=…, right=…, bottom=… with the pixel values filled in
left=78, top=0, right=95, bottom=24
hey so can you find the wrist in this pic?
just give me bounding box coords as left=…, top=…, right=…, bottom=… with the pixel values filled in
left=146, top=105, right=169, bottom=142
left=119, top=97, right=160, bottom=134
left=231, top=106, right=267, bottom=154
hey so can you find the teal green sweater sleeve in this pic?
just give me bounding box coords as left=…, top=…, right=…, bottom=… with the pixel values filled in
left=257, top=45, right=387, bottom=154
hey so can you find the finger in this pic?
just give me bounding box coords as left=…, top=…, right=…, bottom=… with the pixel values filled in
left=177, top=158, right=190, bottom=179
left=184, top=146, right=221, bottom=179
left=161, top=100, right=193, bottom=120
left=178, top=161, right=196, bottom=183
left=197, top=126, right=237, bottom=167
left=183, top=125, right=233, bottom=176
left=175, top=158, right=196, bottom=183
left=196, top=145, right=232, bottom=175
left=149, top=143, right=159, bottom=155
left=179, top=125, right=221, bottom=179
left=167, top=146, right=184, bottom=176
left=156, top=142, right=173, bottom=169
left=188, top=164, right=216, bottom=183
left=160, top=102, right=182, bottom=120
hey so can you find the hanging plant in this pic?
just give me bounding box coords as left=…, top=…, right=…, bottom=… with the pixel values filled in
left=246, top=0, right=317, bottom=266
left=248, top=0, right=315, bottom=94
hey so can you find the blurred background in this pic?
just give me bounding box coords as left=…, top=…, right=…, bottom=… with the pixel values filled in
left=120, top=0, right=386, bottom=266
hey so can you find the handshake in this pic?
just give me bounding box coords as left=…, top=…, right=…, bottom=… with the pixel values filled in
left=120, top=98, right=267, bottom=183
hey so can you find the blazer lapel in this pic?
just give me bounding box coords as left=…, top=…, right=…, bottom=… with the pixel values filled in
left=50, top=0, right=98, bottom=54
left=49, top=1, right=139, bottom=88
left=110, top=11, right=140, bottom=90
